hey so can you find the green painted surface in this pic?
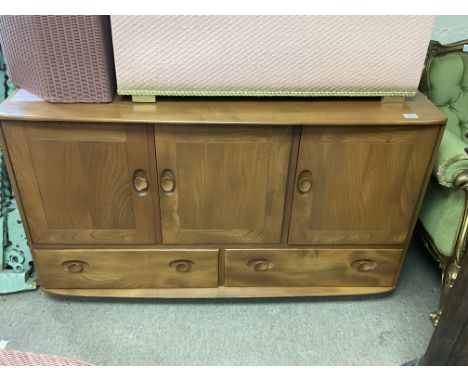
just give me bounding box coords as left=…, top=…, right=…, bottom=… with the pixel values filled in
left=0, top=46, right=36, bottom=294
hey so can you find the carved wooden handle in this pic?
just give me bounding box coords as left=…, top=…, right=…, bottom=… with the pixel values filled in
left=160, top=169, right=176, bottom=193
left=351, top=259, right=378, bottom=272
left=297, top=170, right=313, bottom=194
left=247, top=259, right=274, bottom=272
left=133, top=170, right=149, bottom=194
left=169, top=260, right=194, bottom=273
left=62, top=260, right=87, bottom=273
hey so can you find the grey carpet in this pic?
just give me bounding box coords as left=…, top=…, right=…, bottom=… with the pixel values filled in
left=0, top=237, right=441, bottom=365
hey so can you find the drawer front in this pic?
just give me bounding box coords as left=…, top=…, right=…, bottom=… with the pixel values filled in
left=34, top=249, right=219, bottom=289
left=225, top=248, right=403, bottom=287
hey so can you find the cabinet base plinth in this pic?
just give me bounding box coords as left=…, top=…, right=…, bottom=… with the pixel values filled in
left=42, top=285, right=396, bottom=299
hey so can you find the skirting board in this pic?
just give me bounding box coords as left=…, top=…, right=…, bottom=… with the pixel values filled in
left=43, top=285, right=396, bottom=299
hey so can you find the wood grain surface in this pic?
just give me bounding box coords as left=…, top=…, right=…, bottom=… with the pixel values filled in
left=0, top=89, right=446, bottom=126
left=224, top=248, right=403, bottom=287
left=288, top=126, right=440, bottom=245
left=42, top=285, right=396, bottom=298
left=2, top=121, right=161, bottom=244
left=34, top=248, right=219, bottom=289
left=155, top=125, right=292, bottom=244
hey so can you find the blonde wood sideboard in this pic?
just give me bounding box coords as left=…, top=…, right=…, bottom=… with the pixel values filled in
left=0, top=90, right=447, bottom=298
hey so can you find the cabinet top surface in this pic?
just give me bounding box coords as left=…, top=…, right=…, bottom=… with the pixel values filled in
left=0, top=89, right=446, bottom=126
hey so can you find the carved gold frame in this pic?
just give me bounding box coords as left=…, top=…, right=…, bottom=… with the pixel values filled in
left=418, top=171, right=468, bottom=326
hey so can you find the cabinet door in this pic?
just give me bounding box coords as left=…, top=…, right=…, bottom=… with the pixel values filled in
left=155, top=125, right=292, bottom=244
left=289, top=126, right=439, bottom=245
left=3, top=122, right=161, bottom=244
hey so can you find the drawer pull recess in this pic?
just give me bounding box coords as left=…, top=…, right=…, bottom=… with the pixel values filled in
left=169, top=260, right=194, bottom=273
left=351, top=259, right=378, bottom=272
left=247, top=259, right=274, bottom=272
left=62, top=260, right=88, bottom=273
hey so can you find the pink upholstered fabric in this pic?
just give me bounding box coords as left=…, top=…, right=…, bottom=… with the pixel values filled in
left=0, top=16, right=115, bottom=103
left=0, top=349, right=91, bottom=366
left=111, top=15, right=435, bottom=97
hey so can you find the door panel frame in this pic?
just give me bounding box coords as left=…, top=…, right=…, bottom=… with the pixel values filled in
left=154, top=124, right=293, bottom=244
left=2, top=121, right=161, bottom=244
left=288, top=125, right=440, bottom=245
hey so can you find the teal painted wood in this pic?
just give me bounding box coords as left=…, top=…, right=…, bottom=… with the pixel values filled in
left=0, top=47, right=15, bottom=98
left=0, top=46, right=36, bottom=294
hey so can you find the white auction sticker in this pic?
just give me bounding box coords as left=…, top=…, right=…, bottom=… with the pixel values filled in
left=403, top=113, right=419, bottom=119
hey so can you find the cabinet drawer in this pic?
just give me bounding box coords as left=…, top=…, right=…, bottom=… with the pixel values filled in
left=225, top=248, right=403, bottom=287
left=34, top=249, right=219, bottom=289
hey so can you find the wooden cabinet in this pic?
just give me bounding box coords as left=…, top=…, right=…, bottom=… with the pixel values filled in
left=0, top=90, right=446, bottom=298
left=2, top=122, right=161, bottom=244
left=155, top=125, right=292, bottom=244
